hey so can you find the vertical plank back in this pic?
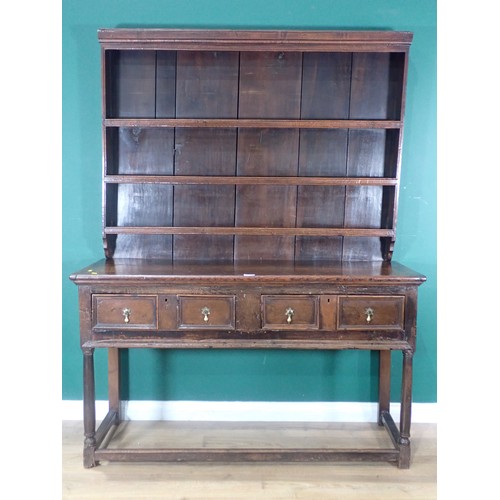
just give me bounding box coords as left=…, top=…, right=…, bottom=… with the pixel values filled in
left=342, top=52, right=398, bottom=261
left=235, top=52, right=302, bottom=261
left=111, top=51, right=175, bottom=258
left=295, top=53, right=352, bottom=261
left=173, top=52, right=239, bottom=261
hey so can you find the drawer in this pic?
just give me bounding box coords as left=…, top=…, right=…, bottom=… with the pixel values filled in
left=178, top=296, right=235, bottom=329
left=262, top=295, right=319, bottom=330
left=93, top=295, right=157, bottom=330
left=337, top=295, right=404, bottom=331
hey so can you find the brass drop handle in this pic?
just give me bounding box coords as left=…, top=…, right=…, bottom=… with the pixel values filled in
left=201, top=306, right=211, bottom=323
left=365, top=307, right=374, bottom=323
left=285, top=307, right=295, bottom=324
left=122, top=308, right=131, bottom=323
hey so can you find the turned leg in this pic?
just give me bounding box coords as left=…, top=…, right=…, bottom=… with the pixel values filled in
left=108, top=347, right=121, bottom=423
left=378, top=350, right=391, bottom=425
left=398, top=349, right=414, bottom=469
left=83, top=347, right=97, bottom=468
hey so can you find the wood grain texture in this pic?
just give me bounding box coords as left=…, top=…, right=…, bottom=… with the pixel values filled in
left=104, top=117, right=403, bottom=128
left=106, top=50, right=156, bottom=118
left=113, top=131, right=174, bottom=259
left=70, top=259, right=426, bottom=285
left=173, top=129, right=237, bottom=261
left=234, top=51, right=302, bottom=261
left=173, top=51, right=239, bottom=260
left=98, top=28, right=413, bottom=52
left=235, top=129, right=299, bottom=260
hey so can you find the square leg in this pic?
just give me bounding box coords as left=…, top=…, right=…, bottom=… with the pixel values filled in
left=378, top=350, right=391, bottom=425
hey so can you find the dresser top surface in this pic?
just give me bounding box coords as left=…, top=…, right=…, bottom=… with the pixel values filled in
left=70, top=259, right=425, bottom=285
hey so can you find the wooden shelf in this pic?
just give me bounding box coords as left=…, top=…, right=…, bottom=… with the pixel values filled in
left=104, top=227, right=395, bottom=237
left=104, top=118, right=403, bottom=129
left=104, top=175, right=399, bottom=186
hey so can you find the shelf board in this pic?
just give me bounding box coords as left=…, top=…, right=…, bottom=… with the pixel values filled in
left=104, top=227, right=395, bottom=237
left=104, top=175, right=398, bottom=186
left=104, top=118, right=403, bottom=130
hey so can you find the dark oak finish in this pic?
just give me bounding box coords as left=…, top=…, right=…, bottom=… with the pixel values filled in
left=261, top=295, right=320, bottom=330
left=70, top=29, right=425, bottom=470
left=337, top=295, right=405, bottom=331
left=178, top=295, right=236, bottom=330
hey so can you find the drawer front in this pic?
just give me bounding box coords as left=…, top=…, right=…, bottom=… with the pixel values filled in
left=178, top=296, right=235, bottom=329
left=337, top=295, right=404, bottom=331
left=93, top=295, right=157, bottom=330
left=262, top=295, right=319, bottom=330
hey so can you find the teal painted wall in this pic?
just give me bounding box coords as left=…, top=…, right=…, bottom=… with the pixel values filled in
left=62, top=0, right=437, bottom=403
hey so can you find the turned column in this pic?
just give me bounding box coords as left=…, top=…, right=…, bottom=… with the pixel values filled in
left=83, top=346, right=97, bottom=468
